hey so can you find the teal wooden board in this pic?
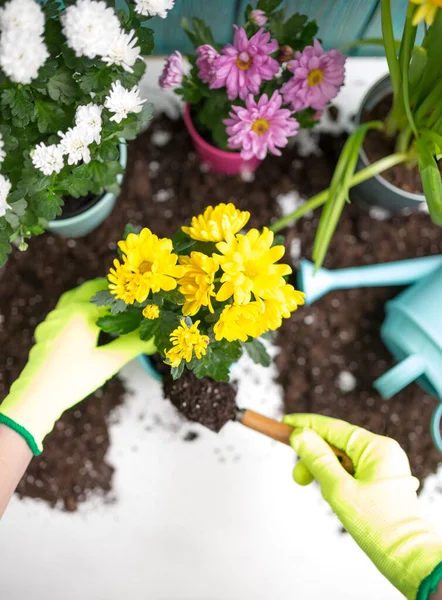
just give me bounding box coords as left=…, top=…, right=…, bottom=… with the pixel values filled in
left=236, top=0, right=379, bottom=49
left=357, top=0, right=423, bottom=55
left=149, top=0, right=238, bottom=55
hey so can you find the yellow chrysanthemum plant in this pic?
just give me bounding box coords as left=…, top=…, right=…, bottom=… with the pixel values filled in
left=91, top=203, right=305, bottom=381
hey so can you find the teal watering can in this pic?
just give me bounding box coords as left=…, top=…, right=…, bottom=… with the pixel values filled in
left=298, top=256, right=442, bottom=452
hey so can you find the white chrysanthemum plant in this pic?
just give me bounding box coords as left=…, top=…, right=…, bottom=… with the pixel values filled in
left=0, top=0, right=175, bottom=265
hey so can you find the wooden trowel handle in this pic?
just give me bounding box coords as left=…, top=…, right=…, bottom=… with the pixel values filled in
left=238, top=409, right=355, bottom=476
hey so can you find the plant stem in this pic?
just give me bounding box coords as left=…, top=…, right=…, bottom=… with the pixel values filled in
left=396, top=124, right=412, bottom=153
left=270, top=153, right=409, bottom=233
left=381, top=0, right=401, bottom=100
left=400, top=5, right=419, bottom=138
left=415, top=77, right=442, bottom=125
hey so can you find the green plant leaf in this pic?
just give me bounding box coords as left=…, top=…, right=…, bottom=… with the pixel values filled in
left=416, top=138, right=442, bottom=225
left=139, top=315, right=160, bottom=341
left=171, top=362, right=185, bottom=380
left=111, top=299, right=127, bottom=315
left=242, top=338, right=271, bottom=367
left=257, top=0, right=283, bottom=13
left=34, top=190, right=63, bottom=221
left=91, top=289, right=114, bottom=307
left=35, top=98, right=69, bottom=134
left=1, top=88, right=36, bottom=127
left=47, top=69, right=78, bottom=104
left=137, top=27, right=155, bottom=55
left=182, top=17, right=215, bottom=48
left=172, top=228, right=196, bottom=254
left=0, top=229, right=12, bottom=267
left=97, top=310, right=142, bottom=335
left=153, top=310, right=182, bottom=353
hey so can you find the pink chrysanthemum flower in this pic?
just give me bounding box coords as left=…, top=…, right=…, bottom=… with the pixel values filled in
left=159, top=50, right=184, bottom=89
left=212, top=26, right=279, bottom=101
left=196, top=44, right=219, bottom=85
left=224, top=91, right=299, bottom=160
left=250, top=9, right=267, bottom=26
left=281, top=40, right=346, bottom=112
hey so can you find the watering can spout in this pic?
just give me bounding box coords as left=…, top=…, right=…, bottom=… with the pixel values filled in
left=298, top=260, right=333, bottom=305
left=373, top=354, right=427, bottom=399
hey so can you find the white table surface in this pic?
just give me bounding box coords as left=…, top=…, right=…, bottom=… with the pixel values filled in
left=1, top=58, right=441, bottom=600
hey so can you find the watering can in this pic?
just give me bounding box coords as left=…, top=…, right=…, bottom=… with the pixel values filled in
left=298, top=255, right=442, bottom=451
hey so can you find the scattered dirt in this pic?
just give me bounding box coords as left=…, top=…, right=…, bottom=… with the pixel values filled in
left=1, top=114, right=441, bottom=512
left=362, top=94, right=442, bottom=194
left=163, top=369, right=237, bottom=433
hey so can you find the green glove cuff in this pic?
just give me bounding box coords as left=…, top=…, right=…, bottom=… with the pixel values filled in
left=0, top=413, right=41, bottom=455
left=417, top=561, right=442, bottom=600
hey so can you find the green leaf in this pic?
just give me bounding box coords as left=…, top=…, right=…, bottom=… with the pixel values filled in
left=137, top=27, right=155, bottom=55
left=192, top=346, right=231, bottom=382
left=91, top=289, right=114, bottom=307
left=172, top=228, right=196, bottom=254
left=47, top=69, right=78, bottom=104
left=416, top=138, right=442, bottom=225
left=171, top=362, right=185, bottom=380
left=35, top=190, right=63, bottom=221
left=58, top=173, right=91, bottom=198
left=35, top=98, right=69, bottom=134
left=283, top=13, right=308, bottom=42
left=139, top=315, right=160, bottom=341
left=153, top=310, right=182, bottom=352
left=78, top=69, right=113, bottom=95
left=97, top=310, right=142, bottom=335
left=242, top=338, right=271, bottom=367
left=111, top=299, right=128, bottom=314
left=1, top=88, right=36, bottom=127
left=0, top=230, right=12, bottom=267
left=182, top=17, right=215, bottom=48
left=257, top=0, right=283, bottom=13
left=272, top=234, right=285, bottom=247
left=98, top=141, right=120, bottom=162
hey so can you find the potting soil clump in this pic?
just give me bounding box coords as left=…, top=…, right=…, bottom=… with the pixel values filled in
left=1, top=114, right=442, bottom=512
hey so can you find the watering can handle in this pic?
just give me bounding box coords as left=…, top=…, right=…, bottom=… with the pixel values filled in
left=373, top=355, right=427, bottom=399
left=431, top=404, right=442, bottom=454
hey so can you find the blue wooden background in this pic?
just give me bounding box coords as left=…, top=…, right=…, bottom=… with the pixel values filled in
left=149, top=0, right=409, bottom=55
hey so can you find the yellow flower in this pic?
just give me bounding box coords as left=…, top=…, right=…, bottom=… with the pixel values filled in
left=182, top=203, right=250, bottom=242
left=410, top=0, right=442, bottom=25
left=118, top=228, right=184, bottom=303
left=178, top=252, right=219, bottom=316
left=215, top=227, right=292, bottom=305
left=214, top=303, right=263, bottom=342
left=108, top=258, right=140, bottom=304
left=143, top=304, right=160, bottom=320
left=259, top=285, right=306, bottom=331
left=165, top=319, right=209, bottom=368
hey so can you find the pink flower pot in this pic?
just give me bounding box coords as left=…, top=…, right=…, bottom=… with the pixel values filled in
left=183, top=104, right=262, bottom=175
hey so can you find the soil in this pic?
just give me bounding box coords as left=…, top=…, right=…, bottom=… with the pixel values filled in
left=57, top=191, right=98, bottom=220
left=163, top=369, right=237, bottom=432
left=362, top=94, right=442, bottom=194
left=1, top=114, right=442, bottom=512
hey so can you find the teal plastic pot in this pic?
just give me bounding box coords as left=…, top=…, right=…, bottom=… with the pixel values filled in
left=48, top=140, right=127, bottom=238
left=138, top=354, right=162, bottom=382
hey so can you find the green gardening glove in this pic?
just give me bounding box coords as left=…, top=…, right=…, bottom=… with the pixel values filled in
left=283, top=413, right=442, bottom=600
left=0, top=279, right=156, bottom=455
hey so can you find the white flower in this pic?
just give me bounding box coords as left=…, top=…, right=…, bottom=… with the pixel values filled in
left=58, top=125, right=92, bottom=165
left=0, top=175, right=11, bottom=218
left=102, top=29, right=141, bottom=73
left=31, top=143, right=64, bottom=176
left=0, top=134, right=5, bottom=165
left=104, top=80, right=145, bottom=123
left=61, top=0, right=120, bottom=60
left=134, top=0, right=174, bottom=18
left=0, top=0, right=45, bottom=36
left=0, top=31, right=48, bottom=84
left=75, top=103, right=103, bottom=144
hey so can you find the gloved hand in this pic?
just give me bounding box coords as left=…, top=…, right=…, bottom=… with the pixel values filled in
left=283, top=413, right=442, bottom=600
left=0, top=279, right=156, bottom=455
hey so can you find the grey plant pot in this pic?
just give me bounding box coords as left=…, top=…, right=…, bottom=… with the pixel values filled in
left=350, top=75, right=425, bottom=213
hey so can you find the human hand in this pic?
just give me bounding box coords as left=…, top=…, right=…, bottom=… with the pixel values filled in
left=283, top=413, right=442, bottom=600
left=0, top=279, right=156, bottom=455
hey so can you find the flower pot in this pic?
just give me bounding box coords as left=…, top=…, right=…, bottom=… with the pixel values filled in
left=350, top=75, right=425, bottom=213
left=138, top=354, right=162, bottom=382
left=48, top=140, right=128, bottom=238
left=183, top=104, right=262, bottom=175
